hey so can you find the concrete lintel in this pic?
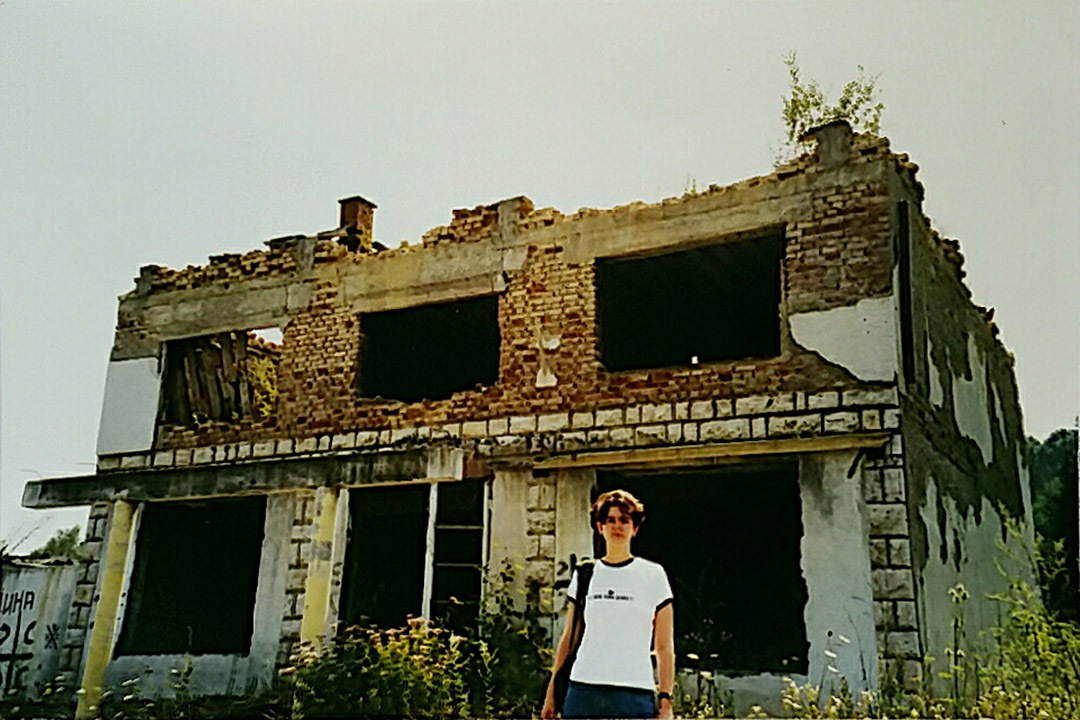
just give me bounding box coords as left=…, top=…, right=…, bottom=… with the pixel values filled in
left=531, top=434, right=891, bottom=470
left=22, top=450, right=455, bottom=508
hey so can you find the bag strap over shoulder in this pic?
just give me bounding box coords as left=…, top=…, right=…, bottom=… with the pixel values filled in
left=575, top=559, right=595, bottom=607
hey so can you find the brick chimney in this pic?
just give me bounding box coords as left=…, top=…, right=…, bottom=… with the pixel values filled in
left=338, top=195, right=377, bottom=252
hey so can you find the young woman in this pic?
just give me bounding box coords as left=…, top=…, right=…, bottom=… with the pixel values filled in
left=542, top=490, right=675, bottom=719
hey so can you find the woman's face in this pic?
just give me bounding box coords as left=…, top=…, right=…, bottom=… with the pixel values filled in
left=596, top=505, right=638, bottom=550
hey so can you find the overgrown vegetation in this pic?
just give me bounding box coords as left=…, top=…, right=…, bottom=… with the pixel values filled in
left=27, top=525, right=85, bottom=561
left=1027, top=425, right=1078, bottom=621
left=249, top=354, right=278, bottom=422
left=283, top=559, right=555, bottom=719
left=776, top=52, right=884, bottom=165
left=740, top=517, right=1080, bottom=719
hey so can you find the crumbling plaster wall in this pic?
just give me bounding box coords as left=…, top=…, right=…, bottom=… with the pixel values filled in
left=886, top=170, right=1033, bottom=693
left=0, top=559, right=77, bottom=703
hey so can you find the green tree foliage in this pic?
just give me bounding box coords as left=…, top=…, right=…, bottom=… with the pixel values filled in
left=249, top=355, right=278, bottom=421
left=1027, top=426, right=1078, bottom=621
left=777, top=52, right=884, bottom=164
left=27, top=525, right=84, bottom=561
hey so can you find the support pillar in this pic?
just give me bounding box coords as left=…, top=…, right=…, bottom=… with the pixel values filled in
left=76, top=500, right=134, bottom=720
left=300, top=486, right=340, bottom=647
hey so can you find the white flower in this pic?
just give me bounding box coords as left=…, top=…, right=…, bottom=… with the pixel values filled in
left=837, top=634, right=852, bottom=644
left=824, top=649, right=837, bottom=658
left=827, top=665, right=840, bottom=674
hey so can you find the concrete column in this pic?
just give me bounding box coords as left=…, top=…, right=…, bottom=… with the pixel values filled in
left=488, top=467, right=531, bottom=608
left=300, top=486, right=340, bottom=647
left=75, top=500, right=134, bottom=720
left=799, top=451, right=878, bottom=694
left=554, top=468, right=595, bottom=635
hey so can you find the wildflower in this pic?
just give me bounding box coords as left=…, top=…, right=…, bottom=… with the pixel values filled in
left=686, top=652, right=700, bottom=661
left=837, top=633, right=851, bottom=644
left=824, top=649, right=837, bottom=658
left=827, top=665, right=840, bottom=674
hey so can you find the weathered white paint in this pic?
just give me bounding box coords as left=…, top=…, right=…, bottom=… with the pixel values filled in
left=789, top=296, right=898, bottom=382
left=799, top=451, right=878, bottom=697
left=0, top=560, right=77, bottom=701
left=487, top=468, right=532, bottom=610
left=105, top=494, right=293, bottom=696
left=425, top=447, right=463, bottom=480
left=927, top=333, right=944, bottom=408
left=915, top=479, right=1026, bottom=695
left=97, top=357, right=161, bottom=455
left=951, top=334, right=993, bottom=465
left=553, top=469, right=595, bottom=637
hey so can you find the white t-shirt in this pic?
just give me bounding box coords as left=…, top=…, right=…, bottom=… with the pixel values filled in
left=566, top=557, right=673, bottom=690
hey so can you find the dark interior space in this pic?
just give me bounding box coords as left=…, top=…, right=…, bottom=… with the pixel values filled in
left=596, top=234, right=783, bottom=372
left=339, top=484, right=429, bottom=629
left=432, top=480, right=486, bottom=631
left=115, top=496, right=266, bottom=656
left=339, top=481, right=487, bottom=632
left=596, top=461, right=808, bottom=675
left=358, top=295, right=500, bottom=403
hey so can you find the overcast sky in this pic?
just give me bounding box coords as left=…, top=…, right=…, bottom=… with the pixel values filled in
left=2, top=2, right=1077, bottom=549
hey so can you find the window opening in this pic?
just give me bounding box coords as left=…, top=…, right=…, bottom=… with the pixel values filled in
left=595, top=461, right=808, bottom=675
left=358, top=295, right=500, bottom=403
left=896, top=201, right=917, bottom=388
left=115, top=496, right=266, bottom=656
left=339, top=480, right=488, bottom=633
left=596, top=234, right=783, bottom=372
left=159, top=328, right=281, bottom=425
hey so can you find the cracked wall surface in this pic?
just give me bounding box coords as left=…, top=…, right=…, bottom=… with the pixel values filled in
left=888, top=172, right=1033, bottom=694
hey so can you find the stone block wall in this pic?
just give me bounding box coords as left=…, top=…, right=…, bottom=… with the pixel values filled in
left=56, top=503, right=110, bottom=695
left=863, top=431, right=923, bottom=690
left=277, top=491, right=314, bottom=669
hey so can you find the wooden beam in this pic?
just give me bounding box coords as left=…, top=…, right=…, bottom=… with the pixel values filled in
left=532, top=434, right=892, bottom=470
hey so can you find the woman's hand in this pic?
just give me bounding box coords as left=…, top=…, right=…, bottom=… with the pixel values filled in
left=656, top=696, right=673, bottom=719
left=541, top=688, right=557, bottom=719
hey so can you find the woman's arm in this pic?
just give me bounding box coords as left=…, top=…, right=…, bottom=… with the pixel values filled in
left=653, top=603, right=675, bottom=719
left=541, top=602, right=578, bottom=719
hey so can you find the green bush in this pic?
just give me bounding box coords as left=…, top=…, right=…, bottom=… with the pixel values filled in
left=283, top=559, right=556, bottom=719
left=287, top=618, right=483, bottom=719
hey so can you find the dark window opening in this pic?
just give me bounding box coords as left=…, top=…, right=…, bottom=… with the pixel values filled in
left=596, top=461, right=808, bottom=675
left=338, top=481, right=486, bottom=633
left=159, top=329, right=281, bottom=425
left=596, top=234, right=783, bottom=372
left=896, top=201, right=917, bottom=389
left=339, top=484, right=429, bottom=629
left=432, top=480, right=486, bottom=631
left=115, top=497, right=266, bottom=656
left=358, top=296, right=499, bottom=403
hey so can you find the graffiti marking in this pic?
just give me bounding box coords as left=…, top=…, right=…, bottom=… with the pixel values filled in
left=45, top=623, right=60, bottom=650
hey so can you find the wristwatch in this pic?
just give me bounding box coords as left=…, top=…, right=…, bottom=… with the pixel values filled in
left=657, top=692, right=673, bottom=703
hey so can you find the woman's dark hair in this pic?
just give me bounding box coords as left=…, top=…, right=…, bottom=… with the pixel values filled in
left=590, top=489, right=646, bottom=528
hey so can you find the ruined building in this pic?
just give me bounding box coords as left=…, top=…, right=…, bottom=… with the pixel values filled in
left=21, top=121, right=1033, bottom=716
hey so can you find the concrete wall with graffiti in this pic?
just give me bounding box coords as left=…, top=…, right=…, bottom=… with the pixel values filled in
left=0, top=559, right=77, bottom=701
